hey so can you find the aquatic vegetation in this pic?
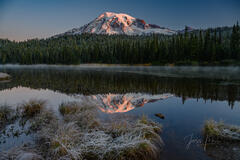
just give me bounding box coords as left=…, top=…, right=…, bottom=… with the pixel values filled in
left=203, top=120, right=240, bottom=142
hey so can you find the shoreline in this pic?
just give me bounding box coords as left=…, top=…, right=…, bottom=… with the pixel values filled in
left=1, top=63, right=240, bottom=67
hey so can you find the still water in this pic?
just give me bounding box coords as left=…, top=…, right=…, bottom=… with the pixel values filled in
left=0, top=65, right=240, bottom=160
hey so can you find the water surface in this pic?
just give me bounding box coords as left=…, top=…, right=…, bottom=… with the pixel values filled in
left=0, top=65, right=240, bottom=160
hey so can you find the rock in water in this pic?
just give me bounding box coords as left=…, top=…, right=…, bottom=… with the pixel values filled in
left=0, top=72, right=10, bottom=81
left=155, top=113, right=165, bottom=119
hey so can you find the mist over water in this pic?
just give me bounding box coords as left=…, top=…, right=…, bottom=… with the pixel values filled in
left=1, top=64, right=240, bottom=80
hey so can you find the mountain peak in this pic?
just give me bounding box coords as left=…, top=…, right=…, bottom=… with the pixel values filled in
left=97, top=12, right=133, bottom=19
left=56, top=12, right=177, bottom=37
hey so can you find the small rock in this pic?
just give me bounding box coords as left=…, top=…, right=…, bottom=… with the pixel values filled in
left=155, top=113, right=165, bottom=119
left=0, top=72, right=10, bottom=81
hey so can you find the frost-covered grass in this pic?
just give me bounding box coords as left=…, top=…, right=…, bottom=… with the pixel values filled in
left=59, top=102, right=100, bottom=130
left=203, top=120, right=240, bottom=142
left=34, top=102, right=163, bottom=160
left=0, top=101, right=164, bottom=160
left=16, top=99, right=56, bottom=132
left=38, top=116, right=163, bottom=159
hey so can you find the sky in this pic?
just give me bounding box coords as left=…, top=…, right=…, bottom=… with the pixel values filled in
left=0, top=0, right=239, bottom=41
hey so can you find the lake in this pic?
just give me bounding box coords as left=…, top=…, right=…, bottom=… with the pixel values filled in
left=0, top=65, right=240, bottom=160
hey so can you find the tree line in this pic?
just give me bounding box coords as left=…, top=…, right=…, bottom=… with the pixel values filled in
left=0, top=23, right=239, bottom=65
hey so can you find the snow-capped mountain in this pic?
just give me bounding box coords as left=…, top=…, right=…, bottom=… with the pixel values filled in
left=56, top=12, right=177, bottom=36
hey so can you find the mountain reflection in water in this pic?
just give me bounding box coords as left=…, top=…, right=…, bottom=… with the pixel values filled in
left=0, top=87, right=172, bottom=113
left=0, top=66, right=239, bottom=108
left=92, top=93, right=172, bottom=113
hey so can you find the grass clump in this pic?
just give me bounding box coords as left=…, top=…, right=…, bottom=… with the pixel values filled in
left=20, top=99, right=46, bottom=118
left=39, top=122, right=82, bottom=159
left=203, top=120, right=240, bottom=142
left=59, top=102, right=80, bottom=115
